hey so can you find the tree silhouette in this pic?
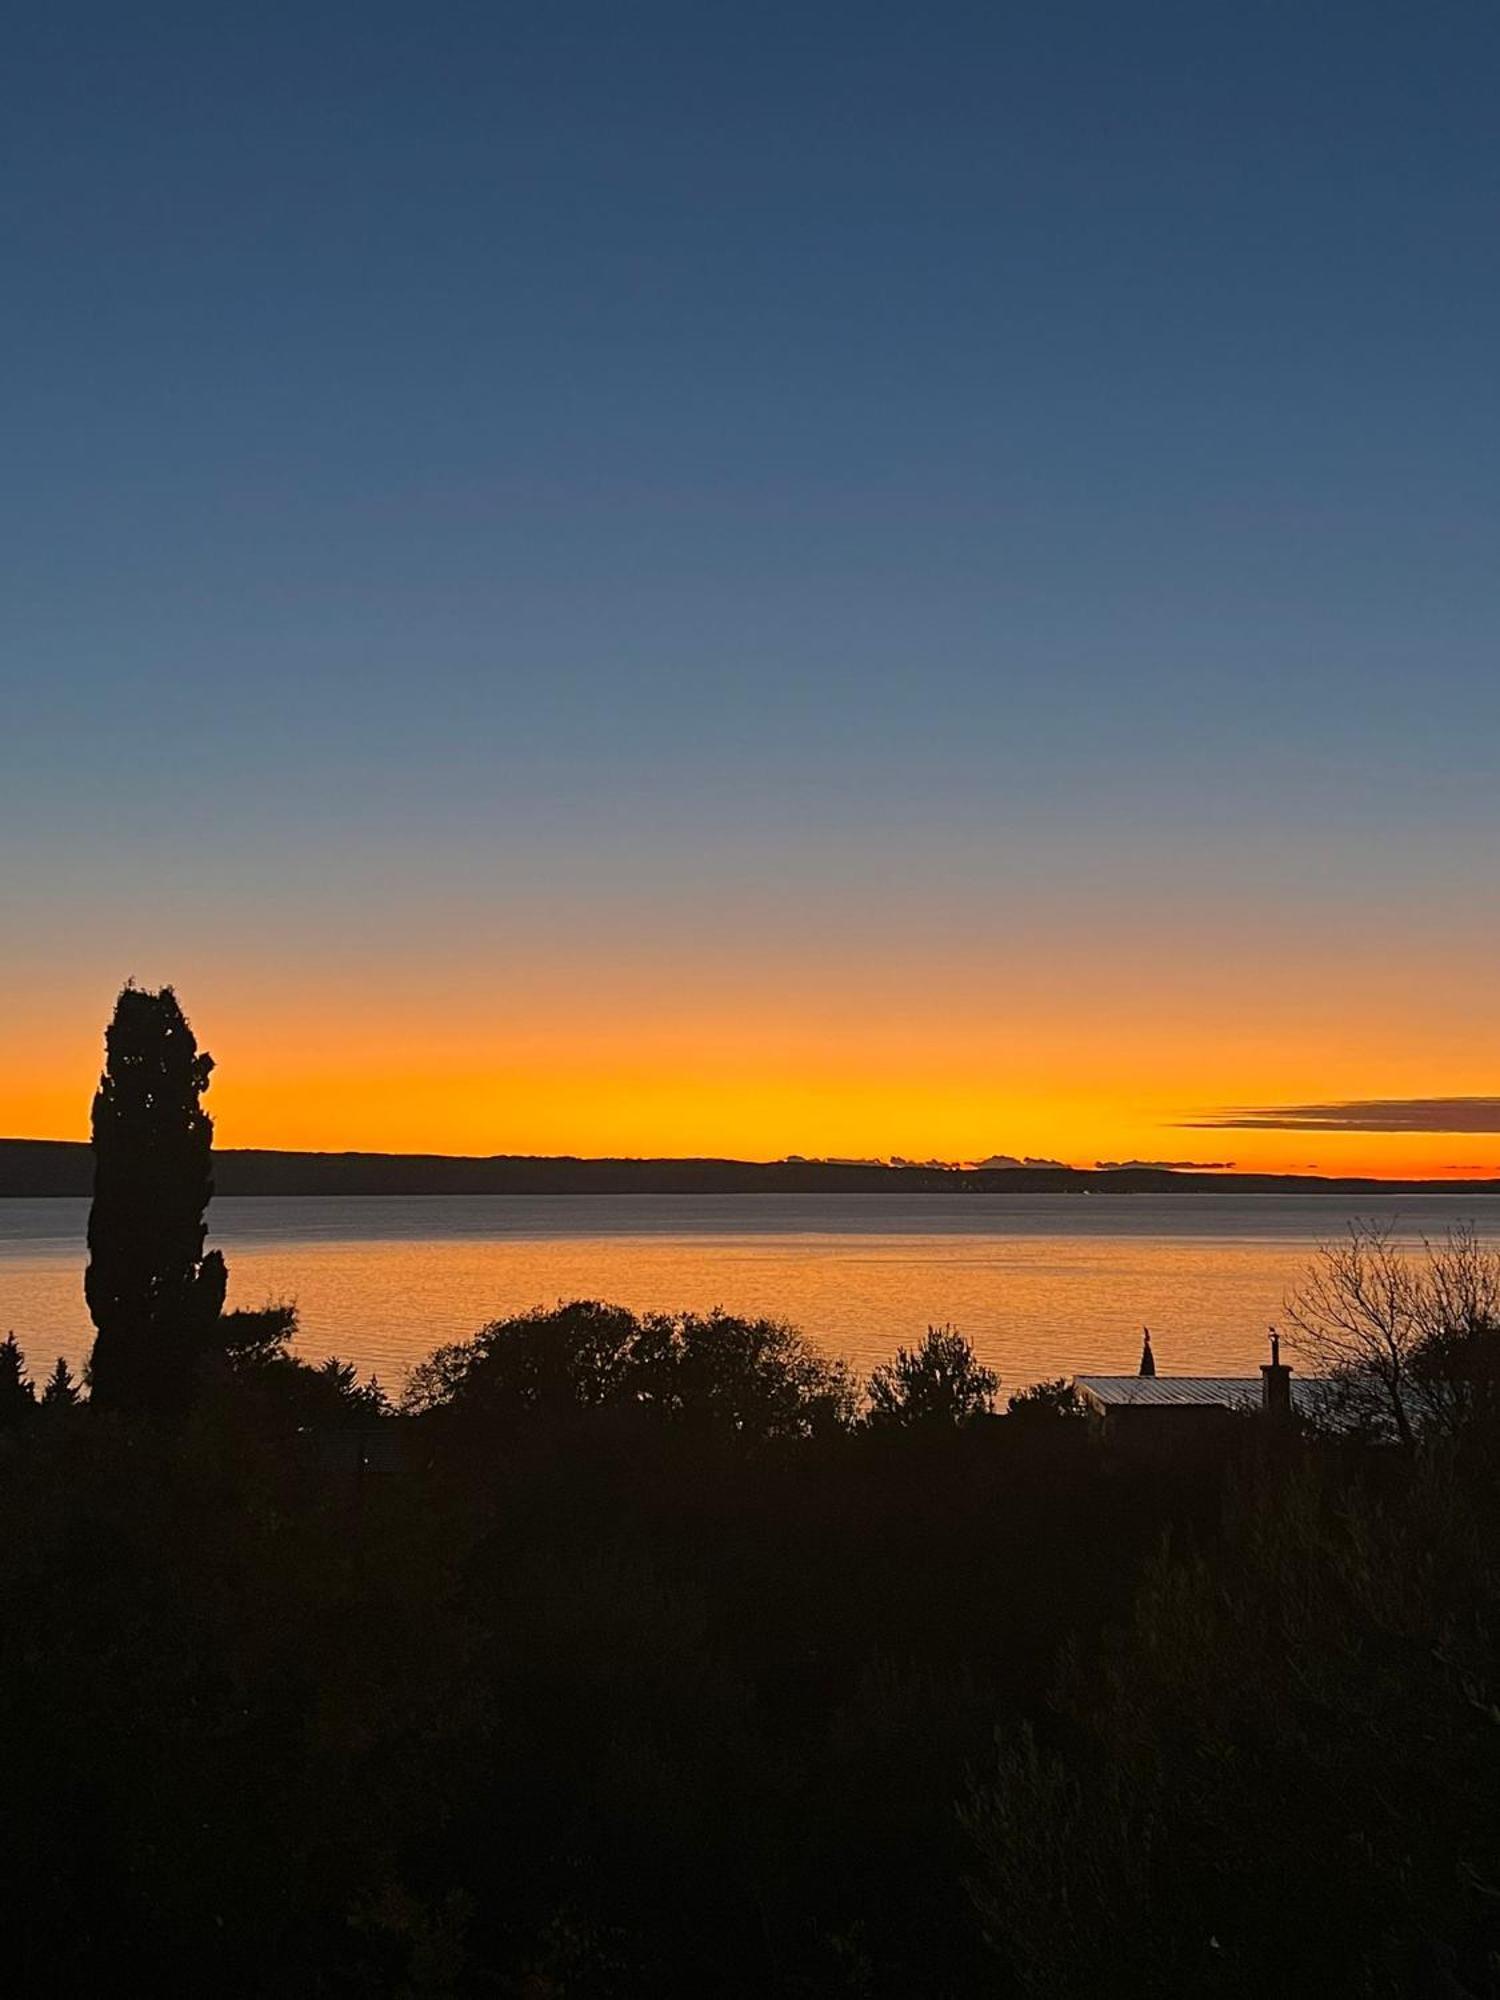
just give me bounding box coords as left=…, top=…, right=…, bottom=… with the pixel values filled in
left=402, top=1300, right=855, bottom=1439
left=865, top=1325, right=998, bottom=1429
left=0, top=1332, right=37, bottom=1426
left=1288, top=1221, right=1500, bottom=1443
left=40, top=1356, right=81, bottom=1407
left=1006, top=1377, right=1085, bottom=1421
left=85, top=985, right=227, bottom=1413
left=219, top=1302, right=299, bottom=1369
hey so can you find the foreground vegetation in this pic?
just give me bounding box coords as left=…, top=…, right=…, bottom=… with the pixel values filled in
left=3, top=1292, right=1499, bottom=1996
left=1, top=986, right=1497, bottom=1994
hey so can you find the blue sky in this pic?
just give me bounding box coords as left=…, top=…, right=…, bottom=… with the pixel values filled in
left=3, top=1, right=1499, bottom=1161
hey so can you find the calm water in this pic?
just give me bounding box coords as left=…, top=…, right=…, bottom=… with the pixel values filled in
left=5, top=1191, right=1499, bottom=1395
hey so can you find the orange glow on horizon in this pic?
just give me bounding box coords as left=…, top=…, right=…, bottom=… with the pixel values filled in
left=4, top=950, right=1500, bottom=1181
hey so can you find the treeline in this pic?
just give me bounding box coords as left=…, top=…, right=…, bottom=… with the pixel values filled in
left=8, top=1132, right=1500, bottom=1199
left=4, top=1297, right=1498, bottom=1994
left=1, top=987, right=1498, bottom=1994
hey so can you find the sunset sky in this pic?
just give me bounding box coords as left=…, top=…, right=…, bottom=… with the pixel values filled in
left=4, top=2, right=1499, bottom=1176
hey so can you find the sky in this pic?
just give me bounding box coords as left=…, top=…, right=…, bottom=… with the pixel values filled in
left=3, top=1, right=1499, bottom=1174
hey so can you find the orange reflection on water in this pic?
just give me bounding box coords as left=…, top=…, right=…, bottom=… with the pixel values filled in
left=13, top=1192, right=1493, bottom=1394
left=211, top=1230, right=1318, bottom=1390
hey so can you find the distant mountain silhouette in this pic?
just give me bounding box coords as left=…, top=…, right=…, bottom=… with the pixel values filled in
left=2, top=1137, right=1497, bottom=1199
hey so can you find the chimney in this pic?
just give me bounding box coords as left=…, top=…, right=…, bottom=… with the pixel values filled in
left=1261, top=1328, right=1292, bottom=1420
left=1138, top=1327, right=1156, bottom=1377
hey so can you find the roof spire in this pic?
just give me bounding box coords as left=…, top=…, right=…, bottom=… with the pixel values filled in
left=1138, top=1327, right=1156, bottom=1377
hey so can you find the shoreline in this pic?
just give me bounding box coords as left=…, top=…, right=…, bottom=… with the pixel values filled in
left=4, top=1137, right=1499, bottom=1201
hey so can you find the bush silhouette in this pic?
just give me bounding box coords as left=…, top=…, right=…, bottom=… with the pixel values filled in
left=202, top=1304, right=390, bottom=1426
left=218, top=1302, right=299, bottom=1369
left=404, top=1299, right=855, bottom=1439
left=865, top=1325, right=998, bottom=1429
left=1006, top=1377, right=1085, bottom=1421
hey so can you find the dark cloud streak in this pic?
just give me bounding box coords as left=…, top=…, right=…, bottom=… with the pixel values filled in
left=1186, top=1097, right=1500, bottom=1134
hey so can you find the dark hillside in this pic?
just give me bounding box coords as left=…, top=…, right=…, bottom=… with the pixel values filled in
left=4, top=1137, right=1498, bottom=1199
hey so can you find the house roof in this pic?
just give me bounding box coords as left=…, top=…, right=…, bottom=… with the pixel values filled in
left=1074, top=1375, right=1328, bottom=1412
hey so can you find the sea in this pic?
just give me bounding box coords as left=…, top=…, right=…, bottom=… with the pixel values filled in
left=5, top=1189, right=1500, bottom=1398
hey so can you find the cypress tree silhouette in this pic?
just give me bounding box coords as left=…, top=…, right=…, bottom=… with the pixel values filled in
left=85, top=985, right=227, bottom=1412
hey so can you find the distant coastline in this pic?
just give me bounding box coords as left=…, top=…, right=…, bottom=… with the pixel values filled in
left=3, top=1137, right=1498, bottom=1200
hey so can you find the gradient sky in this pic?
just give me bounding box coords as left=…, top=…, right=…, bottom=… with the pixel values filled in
left=4, top=1, right=1499, bottom=1172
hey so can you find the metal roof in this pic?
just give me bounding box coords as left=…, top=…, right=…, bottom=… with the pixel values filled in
left=1074, top=1375, right=1327, bottom=1412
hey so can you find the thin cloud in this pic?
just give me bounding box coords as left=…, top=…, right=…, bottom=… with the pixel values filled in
left=1096, top=1158, right=1236, bottom=1171
left=1184, top=1097, right=1500, bottom=1134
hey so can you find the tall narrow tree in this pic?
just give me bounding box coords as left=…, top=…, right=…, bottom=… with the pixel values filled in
left=0, top=1332, right=37, bottom=1427
left=85, top=985, right=227, bottom=1412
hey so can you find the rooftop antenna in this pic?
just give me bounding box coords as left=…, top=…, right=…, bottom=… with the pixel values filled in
left=1138, top=1326, right=1156, bottom=1377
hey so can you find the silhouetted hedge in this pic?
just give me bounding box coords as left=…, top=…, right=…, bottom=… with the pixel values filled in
left=0, top=1309, right=1496, bottom=1994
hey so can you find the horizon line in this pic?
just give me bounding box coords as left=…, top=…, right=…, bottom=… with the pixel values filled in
left=5, top=1134, right=1500, bottom=1186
